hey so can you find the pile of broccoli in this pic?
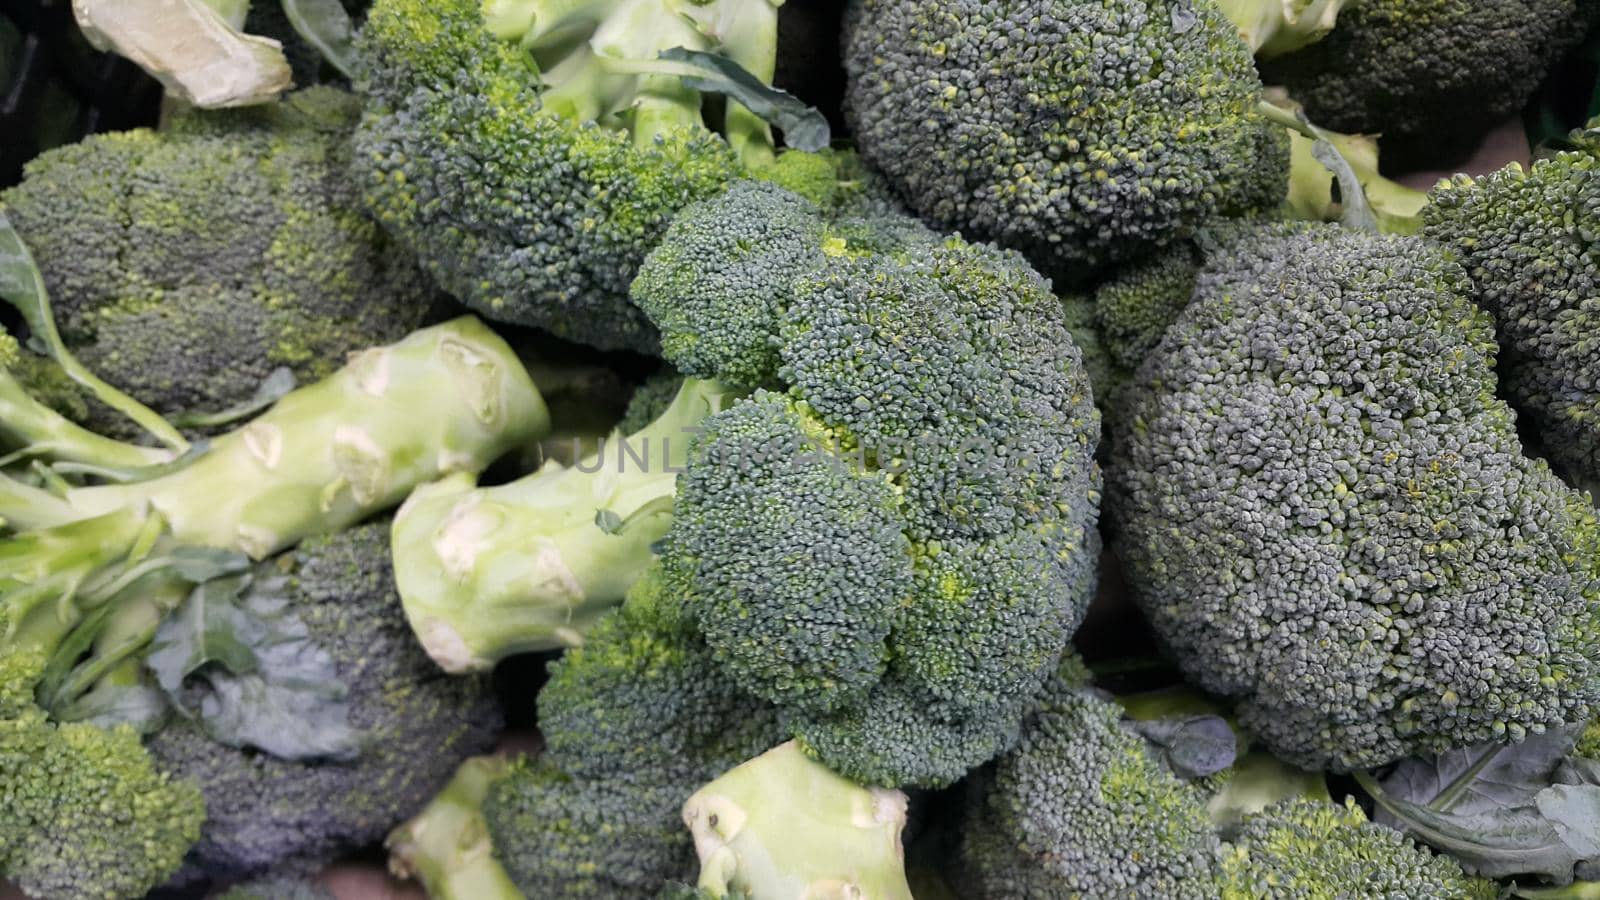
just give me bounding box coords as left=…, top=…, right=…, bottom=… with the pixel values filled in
left=7, top=0, right=1600, bottom=898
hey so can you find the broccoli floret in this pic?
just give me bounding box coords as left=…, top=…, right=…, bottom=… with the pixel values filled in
left=484, top=562, right=786, bottom=898
left=387, top=755, right=523, bottom=900
left=0, top=647, right=204, bottom=900
left=1423, top=126, right=1600, bottom=488
left=145, top=521, right=502, bottom=882
left=1222, top=799, right=1499, bottom=899
left=1107, top=222, right=1600, bottom=772
left=617, top=370, right=687, bottom=436
left=954, top=657, right=1494, bottom=898
left=1262, top=0, right=1599, bottom=164
left=642, top=207, right=1102, bottom=788
left=841, top=0, right=1286, bottom=279
left=680, top=740, right=913, bottom=900
left=352, top=0, right=800, bottom=352
left=0, top=87, right=435, bottom=431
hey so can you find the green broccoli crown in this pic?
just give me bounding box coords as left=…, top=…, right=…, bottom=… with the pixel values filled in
left=353, top=0, right=786, bottom=353
left=955, top=658, right=1222, bottom=899
left=1222, top=799, right=1497, bottom=899
left=1424, top=129, right=1600, bottom=486
left=484, top=562, right=785, bottom=898
left=1108, top=221, right=1600, bottom=772
left=145, top=521, right=503, bottom=882
left=841, top=0, right=1284, bottom=279
left=1262, top=0, right=1597, bottom=160
left=646, top=235, right=1103, bottom=788
left=0, top=648, right=204, bottom=900
left=1094, top=242, right=1204, bottom=383
left=0, top=87, right=434, bottom=430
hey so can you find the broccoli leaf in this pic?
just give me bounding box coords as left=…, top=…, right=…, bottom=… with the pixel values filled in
left=1130, top=714, right=1237, bottom=779
left=1360, top=727, right=1600, bottom=883
left=148, top=569, right=363, bottom=761
left=656, top=48, right=831, bottom=151
left=281, top=0, right=357, bottom=78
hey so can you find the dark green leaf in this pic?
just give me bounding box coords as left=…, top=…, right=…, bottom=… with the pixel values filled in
left=280, top=0, right=356, bottom=79
left=1130, top=714, right=1236, bottom=779
left=1310, top=135, right=1379, bottom=233
left=656, top=47, right=831, bottom=151
left=58, top=680, right=170, bottom=733
left=1381, top=728, right=1581, bottom=816
left=147, top=569, right=362, bottom=761
left=1539, top=785, right=1600, bottom=860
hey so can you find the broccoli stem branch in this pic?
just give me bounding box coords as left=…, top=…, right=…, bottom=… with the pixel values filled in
left=0, top=470, right=79, bottom=530
left=392, top=377, right=738, bottom=672
left=387, top=755, right=523, bottom=900
left=0, top=370, right=174, bottom=470
left=1212, top=0, right=1353, bottom=58
left=63, top=317, right=549, bottom=560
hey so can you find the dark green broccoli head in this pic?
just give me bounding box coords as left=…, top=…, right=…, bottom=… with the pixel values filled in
left=650, top=231, right=1103, bottom=788
left=954, top=657, right=1222, bottom=899
left=841, top=0, right=1285, bottom=279
left=0, top=87, right=434, bottom=431
left=1108, top=222, right=1600, bottom=772
left=353, top=0, right=791, bottom=352
left=146, top=521, right=502, bottom=882
left=485, top=562, right=785, bottom=898
left=1262, top=0, right=1597, bottom=164
left=1223, top=799, right=1497, bottom=899
left=1424, top=128, right=1600, bottom=487
left=0, top=647, right=204, bottom=900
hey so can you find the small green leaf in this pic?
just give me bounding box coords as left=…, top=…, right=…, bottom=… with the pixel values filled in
left=595, top=509, right=625, bottom=534
left=0, top=212, right=189, bottom=451
left=280, top=0, right=357, bottom=79
left=147, top=569, right=363, bottom=761
left=1130, top=714, right=1236, bottom=779
left=171, top=367, right=295, bottom=429
left=1309, top=136, right=1379, bottom=233
left=656, top=47, right=831, bottom=152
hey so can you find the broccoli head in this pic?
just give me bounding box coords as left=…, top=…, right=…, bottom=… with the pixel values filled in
left=353, top=0, right=802, bottom=352
left=145, top=521, right=502, bottom=883
left=0, top=86, right=435, bottom=431
left=632, top=185, right=1104, bottom=787
left=954, top=656, right=1494, bottom=898
left=841, top=0, right=1286, bottom=279
left=0, top=646, right=204, bottom=900
left=483, top=561, right=786, bottom=898
left=1262, top=0, right=1599, bottom=164
left=1424, top=126, right=1600, bottom=488
left=1107, top=222, right=1600, bottom=772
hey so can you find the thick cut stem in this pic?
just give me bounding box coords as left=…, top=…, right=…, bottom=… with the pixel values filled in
left=1213, top=0, right=1356, bottom=58
left=392, top=377, right=735, bottom=672
left=66, top=317, right=549, bottom=560
left=387, top=755, right=523, bottom=900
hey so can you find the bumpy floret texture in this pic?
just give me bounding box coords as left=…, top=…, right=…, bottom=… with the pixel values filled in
left=353, top=0, right=746, bottom=352
left=656, top=230, right=1103, bottom=787
left=842, top=0, right=1285, bottom=278
left=1108, top=222, right=1600, bottom=771
left=1424, top=129, right=1600, bottom=485
left=1263, top=0, right=1598, bottom=162
left=0, top=87, right=433, bottom=428
left=954, top=657, right=1221, bottom=899
left=1222, top=799, right=1497, bottom=899
left=484, top=563, right=785, bottom=899
left=146, top=522, right=502, bottom=882
left=0, top=648, right=204, bottom=900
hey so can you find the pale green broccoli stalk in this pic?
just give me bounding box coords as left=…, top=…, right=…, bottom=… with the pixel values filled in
left=1271, top=96, right=1430, bottom=234
left=387, top=755, right=523, bottom=900
left=1213, top=0, right=1356, bottom=56
left=1, top=87, right=438, bottom=433
left=1262, top=0, right=1600, bottom=164
left=391, top=376, right=739, bottom=672
left=3, top=317, right=547, bottom=723
left=0, top=644, right=204, bottom=900
left=841, top=0, right=1285, bottom=279
left=681, top=740, right=914, bottom=900
left=1107, top=222, right=1600, bottom=772
left=1424, top=125, right=1600, bottom=489
left=353, top=0, right=816, bottom=352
